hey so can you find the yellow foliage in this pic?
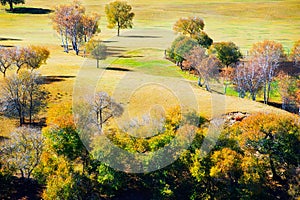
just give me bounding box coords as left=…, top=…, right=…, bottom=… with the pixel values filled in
left=210, top=148, right=242, bottom=178
left=46, top=102, right=75, bottom=129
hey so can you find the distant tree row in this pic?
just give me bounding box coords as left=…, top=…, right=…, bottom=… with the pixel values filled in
left=0, top=46, right=49, bottom=77
left=168, top=17, right=300, bottom=110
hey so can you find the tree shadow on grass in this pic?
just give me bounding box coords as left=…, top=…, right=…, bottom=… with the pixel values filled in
left=0, top=37, right=22, bottom=41
left=121, top=35, right=162, bottom=39
left=7, top=7, right=52, bottom=14
left=105, top=67, right=133, bottom=72
left=42, top=75, right=76, bottom=84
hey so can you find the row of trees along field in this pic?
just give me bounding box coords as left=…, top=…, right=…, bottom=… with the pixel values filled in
left=168, top=17, right=300, bottom=113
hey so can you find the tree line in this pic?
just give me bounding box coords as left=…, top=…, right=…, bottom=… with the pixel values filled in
left=1, top=105, right=299, bottom=199
left=168, top=16, right=300, bottom=112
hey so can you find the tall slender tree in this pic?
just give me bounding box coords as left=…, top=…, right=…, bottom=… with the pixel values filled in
left=51, top=1, right=100, bottom=54
left=250, top=40, right=284, bottom=104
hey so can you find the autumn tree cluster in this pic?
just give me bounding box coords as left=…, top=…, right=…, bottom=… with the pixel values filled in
left=0, top=46, right=49, bottom=77
left=51, top=1, right=100, bottom=55
left=2, top=102, right=299, bottom=199
left=168, top=17, right=300, bottom=111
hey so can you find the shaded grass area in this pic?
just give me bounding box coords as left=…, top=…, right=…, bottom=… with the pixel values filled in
left=7, top=7, right=52, bottom=14
left=0, top=176, right=43, bottom=200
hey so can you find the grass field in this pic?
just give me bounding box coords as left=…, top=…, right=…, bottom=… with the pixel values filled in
left=0, top=0, right=299, bottom=137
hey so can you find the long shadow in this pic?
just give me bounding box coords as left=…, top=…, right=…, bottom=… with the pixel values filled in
left=121, top=35, right=162, bottom=39
left=0, top=37, right=22, bottom=41
left=0, top=45, right=15, bottom=48
left=43, top=75, right=76, bottom=84
left=103, top=40, right=118, bottom=44
left=118, top=55, right=144, bottom=58
left=107, top=46, right=127, bottom=57
left=8, top=7, right=52, bottom=14
left=105, top=67, right=133, bottom=72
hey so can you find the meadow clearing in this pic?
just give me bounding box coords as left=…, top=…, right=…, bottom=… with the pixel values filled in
left=0, top=0, right=299, bottom=136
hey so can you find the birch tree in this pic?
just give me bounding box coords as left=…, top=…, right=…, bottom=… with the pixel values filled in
left=250, top=40, right=284, bottom=104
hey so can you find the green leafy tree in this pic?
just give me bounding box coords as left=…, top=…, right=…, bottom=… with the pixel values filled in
left=173, top=17, right=204, bottom=37
left=105, top=1, right=135, bottom=36
left=168, top=36, right=199, bottom=67
left=0, top=0, right=24, bottom=12
left=194, top=31, right=213, bottom=49
left=86, top=39, right=107, bottom=68
left=212, top=42, right=243, bottom=68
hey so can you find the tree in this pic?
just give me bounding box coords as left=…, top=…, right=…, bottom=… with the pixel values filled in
left=0, top=127, right=44, bottom=179
left=90, top=92, right=124, bottom=131
left=212, top=42, right=243, bottom=68
left=24, top=46, right=50, bottom=71
left=232, top=113, right=300, bottom=185
left=234, top=61, right=264, bottom=100
left=186, top=46, right=219, bottom=91
left=194, top=31, right=213, bottom=49
left=105, top=1, right=134, bottom=36
left=210, top=42, right=242, bottom=94
left=86, top=40, right=107, bottom=68
left=11, top=46, right=27, bottom=73
left=0, top=47, right=14, bottom=77
left=173, top=17, right=204, bottom=37
left=250, top=40, right=284, bottom=104
left=51, top=1, right=100, bottom=54
left=167, top=36, right=199, bottom=67
left=0, top=0, right=24, bottom=12
left=291, top=40, right=300, bottom=64
left=0, top=71, right=47, bottom=125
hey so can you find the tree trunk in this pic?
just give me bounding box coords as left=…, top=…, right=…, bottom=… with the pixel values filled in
left=9, top=0, right=13, bottom=12
left=65, top=29, right=69, bottom=53
left=20, top=169, right=24, bottom=178
left=267, top=81, right=271, bottom=104
left=263, top=84, right=267, bottom=104
left=269, top=155, right=282, bottom=183
left=29, top=92, right=33, bottom=125
left=205, top=81, right=211, bottom=92
left=224, top=84, right=228, bottom=95
left=251, top=93, right=256, bottom=101
left=96, top=59, right=99, bottom=68
left=198, top=76, right=202, bottom=87
left=117, top=20, right=120, bottom=36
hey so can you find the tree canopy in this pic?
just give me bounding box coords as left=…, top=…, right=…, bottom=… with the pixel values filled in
left=86, top=39, right=107, bottom=68
left=51, top=1, right=100, bottom=54
left=211, top=42, right=243, bottom=68
left=173, top=16, right=205, bottom=37
left=105, top=1, right=135, bottom=36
